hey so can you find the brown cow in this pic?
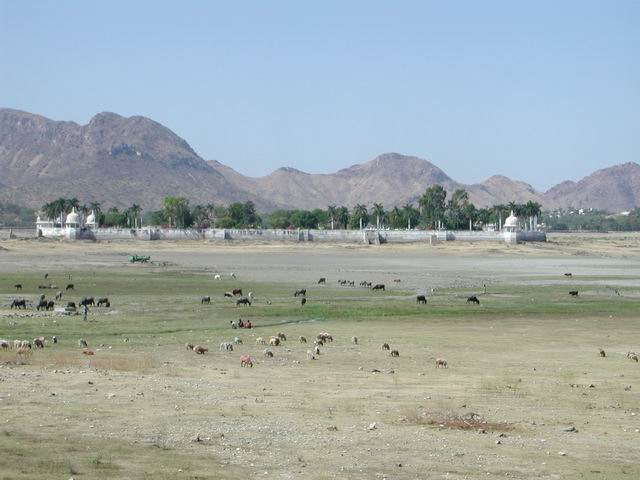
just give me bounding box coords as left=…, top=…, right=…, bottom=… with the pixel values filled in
left=240, top=354, right=253, bottom=367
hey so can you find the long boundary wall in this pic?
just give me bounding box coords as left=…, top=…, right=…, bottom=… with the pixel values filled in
left=33, top=226, right=546, bottom=244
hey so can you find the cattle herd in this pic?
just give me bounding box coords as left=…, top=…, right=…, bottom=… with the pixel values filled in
left=3, top=271, right=635, bottom=372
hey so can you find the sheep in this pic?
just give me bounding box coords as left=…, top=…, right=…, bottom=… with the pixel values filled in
left=299, top=336, right=307, bottom=343
left=52, top=336, right=57, bottom=344
left=627, top=352, right=638, bottom=362
left=185, top=343, right=195, bottom=350
left=233, top=336, right=243, bottom=345
left=248, top=292, right=254, bottom=300
left=382, top=343, right=390, bottom=351
left=314, top=339, right=324, bottom=347
left=277, top=332, right=287, bottom=341
left=79, top=338, right=88, bottom=348
left=255, top=337, right=266, bottom=345
left=317, top=332, right=333, bottom=342
left=240, top=354, right=253, bottom=367
left=194, top=345, right=208, bottom=354
left=230, top=272, right=236, bottom=279
left=230, top=320, right=238, bottom=329
left=390, top=349, right=399, bottom=357
left=214, top=274, right=222, bottom=280
left=599, top=348, right=606, bottom=358
left=314, top=345, right=321, bottom=355
left=269, top=337, right=280, bottom=347
left=263, top=349, right=274, bottom=358
left=55, top=291, right=63, bottom=301
left=435, top=358, right=448, bottom=368
left=201, top=296, right=211, bottom=304
left=33, top=337, right=45, bottom=349
left=307, top=349, right=316, bottom=360
left=224, top=292, right=234, bottom=298
left=351, top=336, right=358, bottom=345
left=220, top=342, right=234, bottom=352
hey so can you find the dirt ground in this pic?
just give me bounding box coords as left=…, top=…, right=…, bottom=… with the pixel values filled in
left=0, top=233, right=639, bottom=479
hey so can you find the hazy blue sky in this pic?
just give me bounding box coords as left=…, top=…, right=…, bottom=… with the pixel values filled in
left=1, top=0, right=638, bottom=189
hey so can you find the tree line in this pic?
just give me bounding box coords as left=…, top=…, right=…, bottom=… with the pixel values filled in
left=36, top=187, right=543, bottom=231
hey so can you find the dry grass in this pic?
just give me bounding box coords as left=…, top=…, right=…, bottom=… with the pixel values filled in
left=400, top=405, right=513, bottom=432
left=1, top=350, right=157, bottom=372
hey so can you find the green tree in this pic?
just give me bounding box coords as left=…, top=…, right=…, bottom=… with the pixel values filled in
left=372, top=203, right=385, bottom=229
left=337, top=206, right=349, bottom=229
left=351, top=204, right=368, bottom=230
left=327, top=205, right=337, bottom=230
left=402, top=203, right=420, bottom=229
left=162, top=196, right=191, bottom=228
left=419, top=185, right=447, bottom=228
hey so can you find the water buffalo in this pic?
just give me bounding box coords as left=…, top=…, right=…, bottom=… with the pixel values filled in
left=236, top=297, right=251, bottom=306
left=97, top=297, right=110, bottom=307
left=467, top=296, right=480, bottom=305
left=11, top=299, right=26, bottom=309
left=372, top=284, right=385, bottom=291
left=294, top=288, right=306, bottom=297
left=416, top=295, right=427, bottom=304
left=80, top=297, right=95, bottom=307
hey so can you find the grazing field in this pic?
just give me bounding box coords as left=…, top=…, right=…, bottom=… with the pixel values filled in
left=1, top=234, right=639, bottom=479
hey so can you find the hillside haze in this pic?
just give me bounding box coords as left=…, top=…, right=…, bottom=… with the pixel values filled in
left=0, top=108, right=638, bottom=213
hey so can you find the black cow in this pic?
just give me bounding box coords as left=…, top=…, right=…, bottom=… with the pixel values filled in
left=318, top=278, right=326, bottom=285
left=97, top=297, right=110, bottom=307
left=564, top=273, right=572, bottom=277
left=416, top=295, right=427, bottom=304
left=11, top=299, right=26, bottom=309
left=569, top=291, right=579, bottom=297
left=372, top=284, right=385, bottom=291
left=66, top=284, right=74, bottom=290
left=301, top=297, right=307, bottom=306
left=80, top=297, right=95, bottom=307
left=14, top=284, right=22, bottom=291
left=467, top=296, right=480, bottom=305
left=236, top=297, right=252, bottom=306
left=294, top=288, right=306, bottom=297
left=46, top=300, right=55, bottom=311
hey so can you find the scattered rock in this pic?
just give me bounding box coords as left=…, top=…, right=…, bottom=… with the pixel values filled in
left=563, top=426, right=578, bottom=433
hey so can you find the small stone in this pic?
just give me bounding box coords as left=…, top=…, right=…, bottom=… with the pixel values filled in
left=495, top=440, right=502, bottom=445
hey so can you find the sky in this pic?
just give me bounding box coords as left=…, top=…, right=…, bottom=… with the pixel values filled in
left=1, top=0, right=639, bottom=190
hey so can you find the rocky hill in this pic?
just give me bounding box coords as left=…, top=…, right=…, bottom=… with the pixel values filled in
left=0, top=108, right=267, bottom=209
left=544, top=162, right=640, bottom=212
left=0, top=108, right=637, bottom=212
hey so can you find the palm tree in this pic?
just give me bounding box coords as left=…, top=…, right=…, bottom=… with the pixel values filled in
left=388, top=206, right=402, bottom=228
left=352, top=204, right=368, bottom=230
left=372, top=203, right=385, bottom=229
left=327, top=205, right=337, bottom=230
left=337, top=206, right=349, bottom=229
left=402, top=203, right=418, bottom=229
left=129, top=203, right=142, bottom=228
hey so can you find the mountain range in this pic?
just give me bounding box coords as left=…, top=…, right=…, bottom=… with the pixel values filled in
left=1, top=108, right=638, bottom=213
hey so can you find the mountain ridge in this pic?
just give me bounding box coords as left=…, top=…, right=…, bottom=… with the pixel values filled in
left=1, top=108, right=638, bottom=212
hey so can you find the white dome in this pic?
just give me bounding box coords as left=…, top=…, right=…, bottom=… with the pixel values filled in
left=504, top=211, right=518, bottom=228
left=86, top=211, right=96, bottom=225
left=65, top=208, right=79, bottom=225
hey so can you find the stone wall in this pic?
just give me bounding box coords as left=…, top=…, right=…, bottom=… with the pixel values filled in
left=33, top=226, right=546, bottom=244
